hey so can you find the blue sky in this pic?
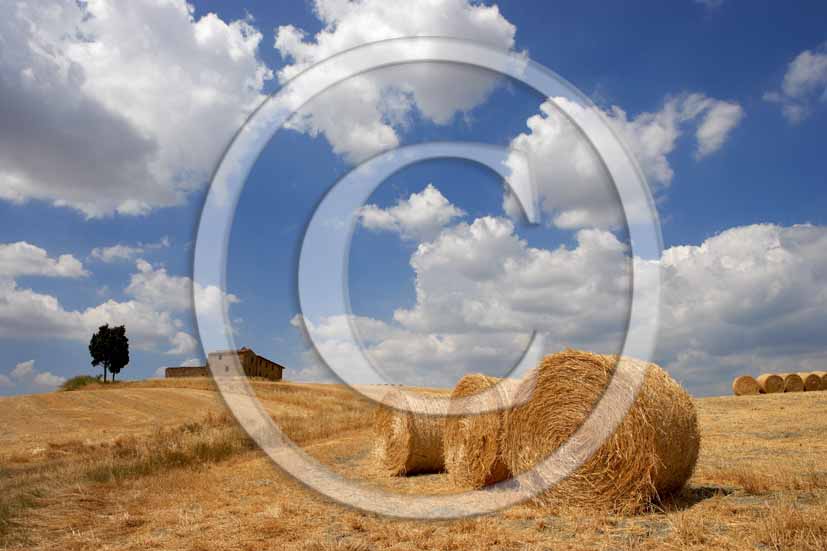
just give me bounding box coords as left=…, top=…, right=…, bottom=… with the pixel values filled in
left=1, top=0, right=826, bottom=397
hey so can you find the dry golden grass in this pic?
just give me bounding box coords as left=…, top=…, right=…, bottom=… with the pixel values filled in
left=1, top=378, right=826, bottom=550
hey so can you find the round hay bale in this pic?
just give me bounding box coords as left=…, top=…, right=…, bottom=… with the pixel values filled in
left=373, top=389, right=447, bottom=476
left=756, top=374, right=784, bottom=394
left=779, top=373, right=805, bottom=393
left=813, top=371, right=827, bottom=390
left=798, top=372, right=822, bottom=392
left=732, top=375, right=760, bottom=396
left=443, top=374, right=520, bottom=489
left=501, top=350, right=700, bottom=514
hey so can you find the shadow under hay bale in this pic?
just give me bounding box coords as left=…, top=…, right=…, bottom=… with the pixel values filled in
left=798, top=372, right=822, bottom=392
left=373, top=389, right=447, bottom=476
left=443, top=374, right=519, bottom=489
left=756, top=374, right=784, bottom=394
left=732, top=375, right=760, bottom=396
left=501, top=350, right=700, bottom=514
left=779, top=373, right=805, bottom=393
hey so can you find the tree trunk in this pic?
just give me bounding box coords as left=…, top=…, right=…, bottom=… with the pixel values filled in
left=103, top=366, right=108, bottom=383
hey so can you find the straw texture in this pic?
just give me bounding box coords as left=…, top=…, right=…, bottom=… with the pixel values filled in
left=779, top=373, right=805, bottom=393
left=798, top=372, right=822, bottom=392
left=443, top=374, right=519, bottom=489
left=756, top=374, right=784, bottom=394
left=373, top=389, right=447, bottom=476
left=501, top=350, right=700, bottom=514
left=732, top=375, right=760, bottom=396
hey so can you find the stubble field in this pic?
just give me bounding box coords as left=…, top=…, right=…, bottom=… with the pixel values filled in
left=1, top=378, right=826, bottom=550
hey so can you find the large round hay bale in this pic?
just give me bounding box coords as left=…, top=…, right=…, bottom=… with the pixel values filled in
left=501, top=350, right=700, bottom=514
left=779, top=373, right=805, bottom=393
left=443, top=374, right=520, bottom=489
left=732, top=375, right=760, bottom=396
left=756, top=374, right=784, bottom=394
left=373, top=389, right=447, bottom=476
left=813, top=371, right=827, bottom=390
left=798, top=372, right=822, bottom=392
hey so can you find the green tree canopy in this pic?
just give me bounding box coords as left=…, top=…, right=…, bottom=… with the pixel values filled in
left=88, top=324, right=129, bottom=382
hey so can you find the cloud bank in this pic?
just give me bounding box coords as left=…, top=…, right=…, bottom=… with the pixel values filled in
left=504, top=94, right=743, bottom=230
left=295, top=185, right=827, bottom=396
left=0, top=0, right=271, bottom=217
left=274, top=0, right=518, bottom=163
left=0, top=243, right=237, bottom=357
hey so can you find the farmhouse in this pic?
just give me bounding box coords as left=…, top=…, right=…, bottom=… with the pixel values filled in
left=164, top=347, right=285, bottom=381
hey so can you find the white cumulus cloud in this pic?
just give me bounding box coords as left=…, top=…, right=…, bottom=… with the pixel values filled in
left=125, top=259, right=239, bottom=318
left=0, top=0, right=271, bottom=217
left=0, top=242, right=88, bottom=278
left=359, top=184, right=465, bottom=241
left=274, top=0, right=518, bottom=163
left=764, top=44, right=827, bottom=123
left=4, top=359, right=65, bottom=390
left=33, top=371, right=66, bottom=388
left=0, top=250, right=229, bottom=356
left=167, top=332, right=199, bottom=356
left=294, top=185, right=827, bottom=395
left=11, top=360, right=35, bottom=380
left=504, top=93, right=743, bottom=229
left=90, top=237, right=170, bottom=263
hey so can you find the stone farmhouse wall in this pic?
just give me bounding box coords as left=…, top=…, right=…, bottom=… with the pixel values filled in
left=208, top=348, right=284, bottom=381
left=164, top=366, right=209, bottom=378
left=165, top=348, right=285, bottom=381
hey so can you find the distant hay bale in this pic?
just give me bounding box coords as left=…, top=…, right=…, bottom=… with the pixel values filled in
left=373, top=389, right=447, bottom=476
left=779, top=373, right=805, bottom=393
left=443, top=374, right=520, bottom=489
left=732, top=375, right=760, bottom=396
left=798, top=372, right=822, bottom=392
left=756, top=374, right=784, bottom=394
left=813, top=371, right=827, bottom=391
left=501, top=350, right=700, bottom=514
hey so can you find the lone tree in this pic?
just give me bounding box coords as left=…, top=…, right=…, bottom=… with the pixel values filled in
left=89, top=324, right=129, bottom=382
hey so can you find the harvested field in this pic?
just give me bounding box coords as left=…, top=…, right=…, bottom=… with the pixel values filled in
left=2, top=378, right=827, bottom=550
